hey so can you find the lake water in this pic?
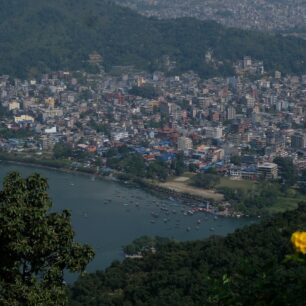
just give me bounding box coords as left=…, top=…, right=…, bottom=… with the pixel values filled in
left=0, top=163, right=253, bottom=280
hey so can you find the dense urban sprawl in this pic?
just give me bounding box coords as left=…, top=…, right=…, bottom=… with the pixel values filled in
left=118, top=0, right=306, bottom=32
left=1, top=55, right=306, bottom=215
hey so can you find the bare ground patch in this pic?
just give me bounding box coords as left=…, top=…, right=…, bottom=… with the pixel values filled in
left=157, top=181, right=224, bottom=201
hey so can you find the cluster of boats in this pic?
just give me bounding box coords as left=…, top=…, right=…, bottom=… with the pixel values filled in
left=147, top=197, right=221, bottom=232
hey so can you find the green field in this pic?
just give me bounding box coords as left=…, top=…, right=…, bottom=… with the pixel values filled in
left=267, top=196, right=303, bottom=214
left=217, top=177, right=256, bottom=190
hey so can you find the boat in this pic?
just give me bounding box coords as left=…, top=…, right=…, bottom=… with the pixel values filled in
left=197, top=219, right=201, bottom=224
left=151, top=212, right=159, bottom=218
left=150, top=220, right=156, bottom=224
left=186, top=227, right=191, bottom=232
left=210, top=227, right=215, bottom=231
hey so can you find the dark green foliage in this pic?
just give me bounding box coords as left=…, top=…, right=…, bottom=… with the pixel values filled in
left=69, top=204, right=306, bottom=306
left=146, top=160, right=168, bottom=181
left=123, top=236, right=171, bottom=255
left=2, top=0, right=306, bottom=77
left=219, top=182, right=281, bottom=215
left=230, top=155, right=241, bottom=166
left=0, top=128, right=34, bottom=139
left=0, top=172, right=94, bottom=305
left=121, top=154, right=146, bottom=177
left=190, top=173, right=220, bottom=189
left=274, top=157, right=298, bottom=187
left=171, top=152, right=186, bottom=176
left=53, top=142, right=73, bottom=159
left=129, top=84, right=161, bottom=99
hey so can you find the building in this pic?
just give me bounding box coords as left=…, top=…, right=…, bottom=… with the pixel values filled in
left=243, top=56, right=252, bottom=68
left=41, top=135, right=55, bottom=151
left=9, top=101, right=20, bottom=111
left=226, top=106, right=236, bottom=120
left=205, top=126, right=223, bottom=139
left=89, top=51, right=103, bottom=65
left=14, top=115, right=34, bottom=124
left=177, top=136, right=193, bottom=151
left=45, top=97, right=55, bottom=108
left=291, top=132, right=306, bottom=149
left=275, top=70, right=281, bottom=79
left=257, top=162, right=278, bottom=180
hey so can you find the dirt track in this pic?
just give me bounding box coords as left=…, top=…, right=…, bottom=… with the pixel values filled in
left=157, top=181, right=224, bottom=201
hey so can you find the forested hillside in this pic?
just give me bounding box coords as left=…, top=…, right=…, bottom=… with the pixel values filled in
left=69, top=204, right=306, bottom=306
left=2, top=0, right=306, bottom=78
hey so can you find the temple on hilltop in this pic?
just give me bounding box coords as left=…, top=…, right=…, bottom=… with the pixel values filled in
left=89, top=51, right=103, bottom=65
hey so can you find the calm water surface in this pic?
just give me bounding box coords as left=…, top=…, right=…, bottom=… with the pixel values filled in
left=0, top=163, right=253, bottom=279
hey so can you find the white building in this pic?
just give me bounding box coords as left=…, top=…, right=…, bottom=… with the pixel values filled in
left=177, top=136, right=193, bottom=151
left=205, top=127, right=223, bottom=139
left=9, top=101, right=20, bottom=111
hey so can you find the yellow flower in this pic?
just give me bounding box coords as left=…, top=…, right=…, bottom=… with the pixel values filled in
left=291, top=232, right=306, bottom=255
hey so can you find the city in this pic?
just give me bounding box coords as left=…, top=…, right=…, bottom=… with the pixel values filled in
left=1, top=54, right=306, bottom=216
left=1, top=1, right=306, bottom=305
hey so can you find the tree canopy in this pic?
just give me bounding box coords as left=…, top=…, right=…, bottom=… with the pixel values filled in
left=190, top=173, right=220, bottom=189
left=2, top=0, right=306, bottom=78
left=69, top=204, right=306, bottom=305
left=0, top=172, right=94, bottom=305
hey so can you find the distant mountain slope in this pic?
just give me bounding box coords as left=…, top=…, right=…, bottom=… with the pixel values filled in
left=2, top=0, right=306, bottom=78
left=69, top=204, right=306, bottom=305
left=116, top=0, right=306, bottom=32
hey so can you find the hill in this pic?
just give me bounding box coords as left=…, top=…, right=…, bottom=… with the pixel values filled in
left=116, top=0, right=306, bottom=32
left=68, top=204, right=306, bottom=305
left=2, top=0, right=306, bottom=78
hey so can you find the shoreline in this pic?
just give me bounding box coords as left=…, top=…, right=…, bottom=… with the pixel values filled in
left=0, top=156, right=229, bottom=212
left=0, top=155, right=220, bottom=201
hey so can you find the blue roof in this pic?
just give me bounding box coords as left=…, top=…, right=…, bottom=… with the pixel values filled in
left=157, top=152, right=176, bottom=161
left=159, top=140, right=172, bottom=146
left=134, top=147, right=147, bottom=154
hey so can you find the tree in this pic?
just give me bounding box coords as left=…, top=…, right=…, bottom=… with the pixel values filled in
left=53, top=142, right=72, bottom=159
left=171, top=152, right=185, bottom=176
left=230, top=155, right=241, bottom=166
left=147, top=160, right=168, bottom=181
left=0, top=172, right=94, bottom=305
left=274, top=157, right=297, bottom=187
left=190, top=173, right=220, bottom=189
left=128, top=84, right=161, bottom=99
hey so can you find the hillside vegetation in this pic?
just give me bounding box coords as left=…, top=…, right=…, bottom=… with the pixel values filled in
left=69, top=204, right=306, bottom=305
left=2, top=0, right=306, bottom=78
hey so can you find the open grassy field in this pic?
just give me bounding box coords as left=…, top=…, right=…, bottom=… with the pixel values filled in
left=160, top=175, right=257, bottom=202
left=267, top=196, right=303, bottom=214
left=216, top=177, right=256, bottom=190
left=163, top=174, right=306, bottom=214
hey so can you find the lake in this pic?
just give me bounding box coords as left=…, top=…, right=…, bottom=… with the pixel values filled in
left=0, top=163, right=253, bottom=279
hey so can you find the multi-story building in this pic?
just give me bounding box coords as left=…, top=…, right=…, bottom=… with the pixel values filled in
left=291, top=132, right=306, bottom=149
left=257, top=162, right=278, bottom=180
left=177, top=136, right=193, bottom=151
